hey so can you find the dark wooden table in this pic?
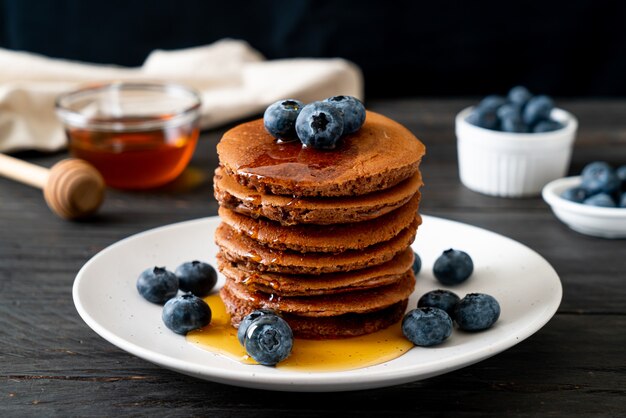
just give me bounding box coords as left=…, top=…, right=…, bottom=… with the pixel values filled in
left=2, top=99, right=625, bottom=417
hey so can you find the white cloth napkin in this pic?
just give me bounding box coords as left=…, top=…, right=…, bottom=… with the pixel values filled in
left=0, top=39, right=363, bottom=153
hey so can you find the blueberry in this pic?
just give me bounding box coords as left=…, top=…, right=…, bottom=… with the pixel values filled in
left=243, top=315, right=293, bottom=366
left=412, top=251, right=422, bottom=275
left=619, top=192, right=626, bottom=208
left=455, top=293, right=500, bottom=331
left=417, top=289, right=461, bottom=318
left=263, top=99, right=305, bottom=139
left=500, top=116, right=528, bottom=133
left=523, top=95, right=554, bottom=126
left=295, top=101, right=344, bottom=149
left=477, top=95, right=507, bottom=112
left=496, top=103, right=523, bottom=121
left=175, top=260, right=217, bottom=297
left=616, top=165, right=626, bottom=184
left=581, top=161, right=620, bottom=195
left=237, top=309, right=277, bottom=346
left=497, top=103, right=527, bottom=133
left=466, top=107, right=498, bottom=130
left=324, top=95, right=366, bottom=134
left=433, top=249, right=474, bottom=286
left=401, top=307, right=453, bottom=347
left=162, top=293, right=212, bottom=335
left=507, top=86, right=532, bottom=106
left=583, top=193, right=616, bottom=207
left=136, top=266, right=178, bottom=304
left=560, top=186, right=588, bottom=203
left=533, top=119, right=564, bottom=133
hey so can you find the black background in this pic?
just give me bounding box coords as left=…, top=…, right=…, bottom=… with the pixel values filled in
left=2, top=0, right=626, bottom=98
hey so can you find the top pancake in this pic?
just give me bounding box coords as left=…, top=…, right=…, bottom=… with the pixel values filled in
left=217, top=111, right=426, bottom=197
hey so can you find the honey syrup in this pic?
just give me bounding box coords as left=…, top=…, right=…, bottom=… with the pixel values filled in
left=66, top=118, right=199, bottom=189
left=187, top=294, right=414, bottom=372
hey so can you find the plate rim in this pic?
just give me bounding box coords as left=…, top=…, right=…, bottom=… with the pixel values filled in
left=73, top=214, right=563, bottom=392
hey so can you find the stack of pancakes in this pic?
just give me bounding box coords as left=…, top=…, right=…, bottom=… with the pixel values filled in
left=214, top=111, right=426, bottom=339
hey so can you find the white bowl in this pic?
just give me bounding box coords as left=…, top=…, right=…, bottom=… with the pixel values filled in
left=542, top=176, right=626, bottom=238
left=456, top=106, right=578, bottom=198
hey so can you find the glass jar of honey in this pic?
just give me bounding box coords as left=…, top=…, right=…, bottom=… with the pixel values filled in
left=55, top=82, right=202, bottom=189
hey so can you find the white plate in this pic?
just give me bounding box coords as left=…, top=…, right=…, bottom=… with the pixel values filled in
left=542, top=175, right=626, bottom=238
left=73, top=215, right=562, bottom=392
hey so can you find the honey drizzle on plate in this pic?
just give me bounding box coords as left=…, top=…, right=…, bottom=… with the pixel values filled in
left=186, top=294, right=414, bottom=372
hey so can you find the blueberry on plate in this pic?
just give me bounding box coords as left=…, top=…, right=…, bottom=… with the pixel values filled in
left=263, top=99, right=305, bottom=139
left=455, top=293, right=500, bottom=331
left=401, top=307, right=453, bottom=347
left=477, top=95, right=507, bottom=112
left=237, top=309, right=277, bottom=346
left=324, top=95, right=366, bottom=134
left=433, top=249, right=474, bottom=286
left=417, top=289, right=461, bottom=319
left=533, top=119, right=564, bottom=133
left=295, top=101, right=344, bottom=150
left=560, top=186, right=588, bottom=203
left=175, top=260, right=217, bottom=297
left=136, top=266, right=178, bottom=304
left=466, top=106, right=498, bottom=130
left=619, top=192, right=626, bottom=208
left=412, top=251, right=422, bottom=275
left=583, top=193, right=616, bottom=207
left=507, top=86, right=532, bottom=106
left=581, top=161, right=620, bottom=195
left=243, top=314, right=293, bottom=366
left=523, top=95, right=554, bottom=126
left=162, top=293, right=212, bottom=335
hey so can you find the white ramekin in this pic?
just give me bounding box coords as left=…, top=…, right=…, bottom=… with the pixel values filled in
left=455, top=106, right=578, bottom=198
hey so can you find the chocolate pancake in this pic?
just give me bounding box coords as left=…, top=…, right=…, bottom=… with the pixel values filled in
left=217, top=247, right=414, bottom=296
left=222, top=283, right=409, bottom=339
left=218, top=193, right=420, bottom=253
left=213, top=167, right=423, bottom=225
left=217, top=111, right=426, bottom=197
left=215, top=218, right=419, bottom=275
left=222, top=271, right=414, bottom=317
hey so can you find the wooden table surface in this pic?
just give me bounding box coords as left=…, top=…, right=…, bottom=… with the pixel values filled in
left=1, top=99, right=625, bottom=417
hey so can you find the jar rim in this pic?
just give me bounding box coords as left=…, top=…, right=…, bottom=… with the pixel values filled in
left=55, top=81, right=202, bottom=132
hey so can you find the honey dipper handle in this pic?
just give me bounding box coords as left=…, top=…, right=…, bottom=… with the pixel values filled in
left=0, top=154, right=105, bottom=220
left=0, top=153, right=49, bottom=189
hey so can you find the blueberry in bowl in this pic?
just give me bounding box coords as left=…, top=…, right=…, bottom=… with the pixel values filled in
left=465, top=86, right=564, bottom=134
left=580, top=161, right=621, bottom=195
left=456, top=85, right=578, bottom=198
left=542, top=160, right=626, bottom=238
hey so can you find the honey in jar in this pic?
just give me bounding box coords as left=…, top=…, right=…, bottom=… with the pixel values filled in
left=66, top=117, right=199, bottom=189
left=56, top=82, right=202, bottom=189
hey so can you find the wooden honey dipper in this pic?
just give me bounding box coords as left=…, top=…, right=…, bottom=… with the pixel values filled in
left=0, top=154, right=105, bottom=220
